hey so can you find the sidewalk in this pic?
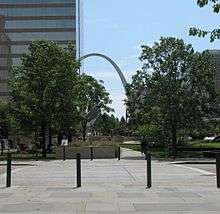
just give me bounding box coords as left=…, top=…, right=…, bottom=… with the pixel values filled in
left=0, top=148, right=219, bottom=213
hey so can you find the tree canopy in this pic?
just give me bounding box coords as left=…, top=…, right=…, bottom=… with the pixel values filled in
left=76, top=74, right=112, bottom=141
left=190, top=0, right=220, bottom=42
left=93, top=113, right=119, bottom=135
left=9, top=40, right=80, bottom=157
left=126, top=37, right=217, bottom=156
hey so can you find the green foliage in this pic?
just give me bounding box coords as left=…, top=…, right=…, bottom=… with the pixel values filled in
left=197, top=0, right=220, bottom=12
left=8, top=40, right=113, bottom=145
left=10, top=41, right=80, bottom=132
left=190, top=0, right=220, bottom=42
left=0, top=102, right=12, bottom=137
left=93, top=113, right=119, bottom=135
left=9, top=40, right=80, bottom=156
left=190, top=140, right=220, bottom=148
left=126, top=37, right=217, bottom=155
left=76, top=74, right=112, bottom=140
left=135, top=124, right=159, bottom=141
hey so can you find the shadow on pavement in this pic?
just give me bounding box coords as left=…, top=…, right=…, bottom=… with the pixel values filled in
left=121, top=156, right=146, bottom=160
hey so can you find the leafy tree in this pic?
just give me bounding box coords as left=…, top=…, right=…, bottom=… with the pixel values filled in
left=93, top=113, right=119, bottom=135
left=0, top=102, right=12, bottom=138
left=76, top=74, right=112, bottom=141
left=9, top=41, right=80, bottom=157
left=127, top=37, right=217, bottom=156
left=0, top=101, right=21, bottom=155
left=190, top=0, right=220, bottom=42
left=116, top=116, right=129, bottom=136
left=126, top=71, right=150, bottom=129
left=134, top=124, right=161, bottom=145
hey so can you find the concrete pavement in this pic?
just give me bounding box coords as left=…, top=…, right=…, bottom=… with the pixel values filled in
left=0, top=148, right=219, bottom=213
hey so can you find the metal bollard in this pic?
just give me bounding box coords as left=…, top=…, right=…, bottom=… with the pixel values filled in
left=76, top=153, right=81, bottom=187
left=6, top=153, right=12, bottom=188
left=216, top=153, right=220, bottom=188
left=90, top=147, right=93, bottom=161
left=118, top=147, right=121, bottom=160
left=146, top=152, right=152, bottom=188
left=63, top=146, right=66, bottom=161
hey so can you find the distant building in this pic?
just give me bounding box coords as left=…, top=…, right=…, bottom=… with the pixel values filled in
left=209, top=50, right=220, bottom=91
left=0, top=0, right=81, bottom=100
left=0, top=16, right=12, bottom=100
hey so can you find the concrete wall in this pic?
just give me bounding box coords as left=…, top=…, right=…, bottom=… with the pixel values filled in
left=56, top=146, right=117, bottom=159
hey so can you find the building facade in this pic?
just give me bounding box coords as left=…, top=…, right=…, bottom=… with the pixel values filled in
left=0, top=0, right=78, bottom=100
left=209, top=50, right=220, bottom=91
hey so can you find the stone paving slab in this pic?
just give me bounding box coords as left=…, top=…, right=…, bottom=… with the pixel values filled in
left=134, top=203, right=220, bottom=212
left=0, top=148, right=219, bottom=213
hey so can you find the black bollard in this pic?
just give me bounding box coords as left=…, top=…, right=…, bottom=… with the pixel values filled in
left=63, top=146, right=66, bottom=161
left=6, top=153, right=12, bottom=188
left=146, top=152, right=152, bottom=188
left=76, top=153, right=81, bottom=187
left=216, top=153, right=220, bottom=188
left=90, top=147, right=93, bottom=161
left=118, top=147, right=121, bottom=160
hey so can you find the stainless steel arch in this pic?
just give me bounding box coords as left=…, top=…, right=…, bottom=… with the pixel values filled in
left=80, top=53, right=128, bottom=90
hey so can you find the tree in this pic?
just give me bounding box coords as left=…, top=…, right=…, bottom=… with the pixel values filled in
left=127, top=37, right=217, bottom=157
left=0, top=102, right=12, bottom=138
left=9, top=40, right=80, bottom=158
left=76, top=74, right=112, bottom=141
left=189, top=0, right=220, bottom=42
left=93, top=113, right=119, bottom=135
left=0, top=101, right=21, bottom=155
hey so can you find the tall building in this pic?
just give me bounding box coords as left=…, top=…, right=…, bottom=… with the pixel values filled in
left=0, top=0, right=79, bottom=100
left=209, top=50, right=220, bottom=91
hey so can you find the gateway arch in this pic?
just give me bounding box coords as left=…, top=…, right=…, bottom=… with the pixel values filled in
left=79, top=53, right=128, bottom=90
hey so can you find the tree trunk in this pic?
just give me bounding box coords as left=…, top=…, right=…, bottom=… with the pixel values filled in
left=41, top=122, right=47, bottom=159
left=1, top=141, right=3, bottom=156
left=171, top=124, right=177, bottom=159
left=82, top=121, right=87, bottom=142
left=34, top=130, right=38, bottom=143
left=49, top=128, right=52, bottom=146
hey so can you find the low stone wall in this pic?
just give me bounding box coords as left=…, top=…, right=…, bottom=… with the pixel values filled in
left=56, top=146, right=117, bottom=159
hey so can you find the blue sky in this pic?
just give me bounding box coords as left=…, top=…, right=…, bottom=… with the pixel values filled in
left=83, top=0, right=220, bottom=118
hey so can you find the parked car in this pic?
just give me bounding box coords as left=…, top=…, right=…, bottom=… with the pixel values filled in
left=204, top=136, right=216, bottom=141
left=203, top=136, right=220, bottom=142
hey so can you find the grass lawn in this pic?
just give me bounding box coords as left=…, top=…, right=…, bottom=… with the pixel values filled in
left=190, top=141, right=220, bottom=149
left=0, top=151, right=56, bottom=161
left=121, top=144, right=170, bottom=159
left=121, top=143, right=212, bottom=159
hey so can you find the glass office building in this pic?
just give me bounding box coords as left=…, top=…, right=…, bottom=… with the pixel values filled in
left=0, top=0, right=77, bottom=100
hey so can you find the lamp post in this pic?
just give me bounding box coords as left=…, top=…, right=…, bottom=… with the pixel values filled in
left=77, top=0, right=82, bottom=74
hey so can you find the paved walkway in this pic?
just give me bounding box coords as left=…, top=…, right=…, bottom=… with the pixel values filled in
left=0, top=148, right=219, bottom=213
